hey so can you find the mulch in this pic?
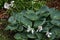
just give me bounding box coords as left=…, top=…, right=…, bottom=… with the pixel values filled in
left=0, top=9, right=15, bottom=40
left=46, top=0, right=60, bottom=10
left=0, top=9, right=9, bottom=29
left=0, top=9, right=9, bottom=19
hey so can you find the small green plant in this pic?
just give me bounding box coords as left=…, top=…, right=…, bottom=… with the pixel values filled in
left=0, top=0, right=46, bottom=18
left=5, top=6, right=60, bottom=40
left=13, top=0, right=46, bottom=12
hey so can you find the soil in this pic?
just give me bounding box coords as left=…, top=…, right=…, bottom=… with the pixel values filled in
left=0, top=9, right=15, bottom=40
left=46, top=0, right=60, bottom=10
left=0, top=9, right=9, bottom=19
left=0, top=9, right=9, bottom=29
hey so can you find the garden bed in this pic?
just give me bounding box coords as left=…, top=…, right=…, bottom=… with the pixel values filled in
left=0, top=0, right=60, bottom=40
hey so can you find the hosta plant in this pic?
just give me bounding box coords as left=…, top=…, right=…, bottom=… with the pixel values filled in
left=5, top=6, right=60, bottom=40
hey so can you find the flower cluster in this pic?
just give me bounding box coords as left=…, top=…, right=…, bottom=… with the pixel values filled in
left=27, top=25, right=52, bottom=38
left=27, top=25, right=43, bottom=34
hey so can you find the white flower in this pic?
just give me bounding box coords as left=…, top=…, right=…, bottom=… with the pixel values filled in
left=10, top=1, right=14, bottom=7
left=46, top=31, right=52, bottom=38
left=4, top=2, right=11, bottom=9
left=27, top=26, right=31, bottom=32
left=4, top=1, right=14, bottom=9
left=36, top=26, right=43, bottom=32
left=27, top=25, right=34, bottom=34
left=11, top=1, right=14, bottom=4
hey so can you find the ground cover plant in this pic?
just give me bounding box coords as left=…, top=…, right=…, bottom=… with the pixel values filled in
left=5, top=6, right=60, bottom=40
left=0, top=0, right=60, bottom=40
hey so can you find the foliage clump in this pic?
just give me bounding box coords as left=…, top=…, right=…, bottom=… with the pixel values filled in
left=0, top=0, right=60, bottom=40
left=5, top=6, right=60, bottom=40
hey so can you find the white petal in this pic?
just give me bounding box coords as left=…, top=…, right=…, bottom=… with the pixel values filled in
left=38, top=26, right=43, bottom=32
left=39, top=29, right=42, bottom=32
left=27, top=29, right=30, bottom=32
left=36, top=30, right=38, bottom=32
left=46, top=32, right=48, bottom=35
left=49, top=33, right=52, bottom=35
left=47, top=35, right=51, bottom=38
left=38, top=26, right=43, bottom=30
left=10, top=1, right=14, bottom=7
left=11, top=1, right=14, bottom=4
left=10, top=4, right=14, bottom=7
left=28, top=25, right=31, bottom=29
left=28, top=26, right=32, bottom=30
left=27, top=25, right=31, bottom=32
left=31, top=29, right=34, bottom=34
left=4, top=3, right=10, bottom=9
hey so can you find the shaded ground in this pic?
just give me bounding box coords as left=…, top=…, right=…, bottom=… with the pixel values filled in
left=0, top=9, right=15, bottom=40
left=46, top=0, right=60, bottom=10
left=0, top=9, right=9, bottom=29
left=0, top=30, right=15, bottom=40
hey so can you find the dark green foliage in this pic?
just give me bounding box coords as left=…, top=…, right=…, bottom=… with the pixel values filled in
left=5, top=6, right=60, bottom=40
left=0, top=0, right=60, bottom=40
left=0, top=30, right=12, bottom=40
left=13, top=0, right=46, bottom=12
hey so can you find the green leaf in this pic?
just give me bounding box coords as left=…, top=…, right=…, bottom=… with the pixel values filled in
left=35, top=33, right=43, bottom=40
left=50, top=9, right=60, bottom=20
left=35, top=39, right=40, bottom=40
left=24, top=10, right=39, bottom=20
left=14, top=33, right=22, bottom=39
left=21, top=17, right=32, bottom=27
left=17, top=26, right=23, bottom=32
left=41, top=12, right=49, bottom=17
left=8, top=16, right=16, bottom=24
left=15, top=10, right=26, bottom=23
left=15, top=13, right=23, bottom=23
left=14, top=33, right=27, bottom=40
left=5, top=25, right=17, bottom=30
left=51, top=27, right=60, bottom=36
left=27, top=33, right=36, bottom=38
left=24, top=13, right=39, bottom=21
left=51, top=20, right=60, bottom=27
left=42, top=23, right=53, bottom=32
left=34, top=18, right=46, bottom=28
left=50, top=27, right=60, bottom=39
left=36, top=6, right=49, bottom=15
left=34, top=20, right=43, bottom=27
left=26, top=10, right=35, bottom=14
